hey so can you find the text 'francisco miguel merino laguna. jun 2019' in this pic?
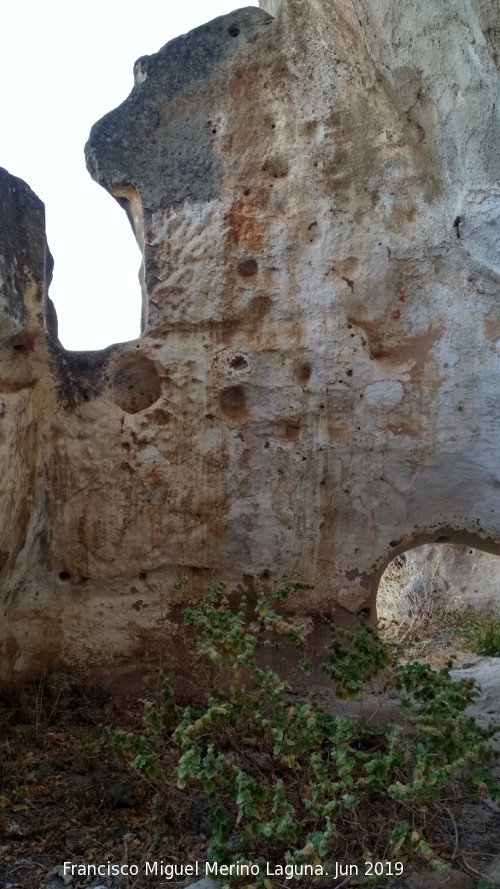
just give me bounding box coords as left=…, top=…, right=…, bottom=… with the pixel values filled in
left=63, top=859, right=404, bottom=881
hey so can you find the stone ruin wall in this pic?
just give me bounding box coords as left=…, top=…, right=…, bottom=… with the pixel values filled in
left=1, top=0, right=500, bottom=685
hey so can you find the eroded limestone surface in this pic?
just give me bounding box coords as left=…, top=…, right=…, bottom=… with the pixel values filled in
left=1, top=0, right=500, bottom=683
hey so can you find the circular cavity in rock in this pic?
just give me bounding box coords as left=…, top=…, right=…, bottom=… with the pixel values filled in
left=229, top=354, right=248, bottom=370
left=238, top=258, right=258, bottom=277
left=220, top=385, right=248, bottom=418
left=293, top=362, right=312, bottom=386
left=112, top=358, right=162, bottom=414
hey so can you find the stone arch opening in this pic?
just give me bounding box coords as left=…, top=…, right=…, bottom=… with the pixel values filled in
left=377, top=541, right=500, bottom=655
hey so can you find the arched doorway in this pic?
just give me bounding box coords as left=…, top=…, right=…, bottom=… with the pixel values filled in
left=378, top=542, right=500, bottom=664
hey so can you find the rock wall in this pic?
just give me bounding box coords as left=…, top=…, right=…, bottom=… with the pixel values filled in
left=1, top=0, right=500, bottom=683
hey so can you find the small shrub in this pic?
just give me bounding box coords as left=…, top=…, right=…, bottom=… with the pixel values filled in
left=455, top=606, right=500, bottom=656
left=91, top=579, right=500, bottom=887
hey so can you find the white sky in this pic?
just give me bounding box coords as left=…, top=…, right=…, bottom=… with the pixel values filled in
left=1, top=1, right=258, bottom=350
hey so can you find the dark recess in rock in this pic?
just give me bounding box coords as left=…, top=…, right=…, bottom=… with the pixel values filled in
left=220, top=385, right=248, bottom=418
left=49, top=342, right=118, bottom=409
left=238, top=258, right=259, bottom=277
left=112, top=357, right=162, bottom=413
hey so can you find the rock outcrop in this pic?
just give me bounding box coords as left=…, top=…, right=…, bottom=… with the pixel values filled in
left=1, top=0, right=500, bottom=683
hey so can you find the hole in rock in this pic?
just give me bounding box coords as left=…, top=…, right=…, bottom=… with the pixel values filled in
left=230, top=355, right=248, bottom=370
left=293, top=362, right=312, bottom=386
left=238, top=258, right=258, bottom=278
left=262, top=156, right=289, bottom=178
left=220, top=385, right=248, bottom=419
left=59, top=571, right=71, bottom=581
left=112, top=357, right=162, bottom=414
left=49, top=189, right=143, bottom=350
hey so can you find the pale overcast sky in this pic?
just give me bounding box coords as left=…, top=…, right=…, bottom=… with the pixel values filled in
left=1, top=1, right=258, bottom=350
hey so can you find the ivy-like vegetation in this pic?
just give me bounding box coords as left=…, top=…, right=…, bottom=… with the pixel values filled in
left=90, top=579, right=500, bottom=887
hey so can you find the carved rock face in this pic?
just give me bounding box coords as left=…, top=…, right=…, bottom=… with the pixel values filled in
left=1, top=0, right=500, bottom=682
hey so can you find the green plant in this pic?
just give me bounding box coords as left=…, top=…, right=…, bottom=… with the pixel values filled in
left=86, top=677, right=180, bottom=778
left=455, top=606, right=500, bottom=656
left=91, top=579, right=500, bottom=887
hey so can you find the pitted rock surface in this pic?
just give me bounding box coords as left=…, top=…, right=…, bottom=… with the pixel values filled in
left=1, top=0, right=500, bottom=682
